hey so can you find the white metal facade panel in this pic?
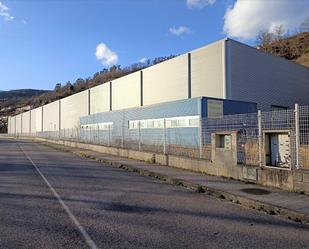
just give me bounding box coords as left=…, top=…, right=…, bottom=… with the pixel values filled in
left=112, top=72, right=141, bottom=110
left=7, top=117, right=11, bottom=134
left=43, top=101, right=60, bottom=131
left=227, top=39, right=309, bottom=110
left=22, top=111, right=30, bottom=134
left=191, top=40, right=225, bottom=99
left=7, top=117, right=10, bottom=134
left=10, top=116, right=16, bottom=135
left=35, top=107, right=43, bottom=132
left=143, top=54, right=188, bottom=106
left=30, top=109, right=37, bottom=134
left=16, top=114, right=22, bottom=134
left=61, top=90, right=89, bottom=129
left=90, top=83, right=110, bottom=114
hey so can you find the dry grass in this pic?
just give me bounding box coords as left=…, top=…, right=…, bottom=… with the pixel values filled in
left=300, top=145, right=309, bottom=168
left=260, top=32, right=309, bottom=68
left=295, top=52, right=309, bottom=67
left=243, top=140, right=259, bottom=166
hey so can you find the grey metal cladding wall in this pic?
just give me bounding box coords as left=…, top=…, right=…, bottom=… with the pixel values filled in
left=191, top=40, right=225, bottom=99
left=61, top=89, right=89, bottom=129
left=227, top=39, right=309, bottom=110
left=43, top=101, right=60, bottom=131
left=124, top=97, right=200, bottom=121
left=200, top=97, right=257, bottom=117
left=81, top=98, right=201, bottom=146
left=112, top=72, right=141, bottom=110
left=222, top=99, right=257, bottom=115
left=143, top=54, right=188, bottom=106
left=80, top=98, right=200, bottom=147
left=16, top=114, right=22, bottom=134
left=90, top=83, right=110, bottom=114
left=22, top=111, right=30, bottom=134
left=35, top=107, right=43, bottom=132
left=81, top=97, right=200, bottom=125
left=30, top=109, right=37, bottom=133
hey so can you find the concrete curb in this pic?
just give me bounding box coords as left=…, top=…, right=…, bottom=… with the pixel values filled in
left=30, top=140, right=309, bottom=224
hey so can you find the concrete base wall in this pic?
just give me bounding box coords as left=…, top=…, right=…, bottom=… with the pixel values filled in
left=18, top=137, right=309, bottom=193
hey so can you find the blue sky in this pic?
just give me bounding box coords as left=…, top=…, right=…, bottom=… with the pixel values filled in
left=0, top=0, right=308, bottom=91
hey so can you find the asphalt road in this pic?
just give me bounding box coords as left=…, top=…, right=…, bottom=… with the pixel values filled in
left=0, top=139, right=308, bottom=249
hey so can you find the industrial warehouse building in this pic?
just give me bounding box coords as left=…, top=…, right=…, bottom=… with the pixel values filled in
left=7, top=38, right=309, bottom=136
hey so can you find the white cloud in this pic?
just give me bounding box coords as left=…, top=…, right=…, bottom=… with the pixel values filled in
left=186, top=0, right=216, bottom=9
left=169, top=26, right=192, bottom=36
left=139, top=57, right=147, bottom=64
left=223, top=0, right=309, bottom=40
left=0, top=1, right=14, bottom=21
left=95, top=43, right=118, bottom=66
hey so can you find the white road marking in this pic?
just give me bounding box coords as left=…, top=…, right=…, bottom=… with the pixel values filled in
left=19, top=144, right=98, bottom=249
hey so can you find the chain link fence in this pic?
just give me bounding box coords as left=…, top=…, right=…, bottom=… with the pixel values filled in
left=299, top=105, right=309, bottom=168
left=17, top=105, right=309, bottom=170
left=202, top=112, right=259, bottom=164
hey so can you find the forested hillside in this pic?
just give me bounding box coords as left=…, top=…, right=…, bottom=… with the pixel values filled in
left=257, top=30, right=309, bottom=67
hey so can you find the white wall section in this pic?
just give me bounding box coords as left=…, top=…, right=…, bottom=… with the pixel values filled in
left=16, top=114, right=22, bottom=134
left=30, top=109, right=37, bottom=134
left=112, top=72, right=141, bottom=110
left=35, top=107, right=43, bottom=133
left=143, top=54, right=188, bottom=106
left=7, top=117, right=11, bottom=134
left=43, top=101, right=60, bottom=131
left=22, top=111, right=30, bottom=134
left=90, top=83, right=110, bottom=114
left=11, top=116, right=16, bottom=134
left=191, top=40, right=224, bottom=99
left=61, top=90, right=89, bottom=129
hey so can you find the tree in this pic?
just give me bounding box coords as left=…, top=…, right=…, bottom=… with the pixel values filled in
left=256, top=25, right=287, bottom=47
left=299, top=17, right=309, bottom=32
left=54, top=83, right=61, bottom=92
left=272, top=25, right=286, bottom=41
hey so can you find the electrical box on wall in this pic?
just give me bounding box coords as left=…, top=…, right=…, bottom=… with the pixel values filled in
left=211, top=131, right=237, bottom=166
left=264, top=130, right=291, bottom=169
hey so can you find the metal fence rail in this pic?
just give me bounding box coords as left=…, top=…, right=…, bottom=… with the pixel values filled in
left=261, top=108, right=296, bottom=168
left=202, top=112, right=259, bottom=164
left=14, top=105, right=309, bottom=170
left=299, top=105, right=309, bottom=168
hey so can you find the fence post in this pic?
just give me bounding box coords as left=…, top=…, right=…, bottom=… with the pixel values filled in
left=295, top=103, right=300, bottom=169
left=89, top=127, right=91, bottom=142
left=258, top=110, right=262, bottom=166
left=138, top=122, right=141, bottom=151
left=97, top=125, right=100, bottom=144
left=199, top=116, right=203, bottom=159
left=121, top=120, right=124, bottom=148
left=108, top=124, right=111, bottom=146
left=163, top=119, right=167, bottom=154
